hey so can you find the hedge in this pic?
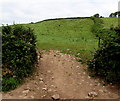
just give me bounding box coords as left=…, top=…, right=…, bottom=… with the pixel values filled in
left=2, top=25, right=37, bottom=91
left=88, top=19, right=120, bottom=84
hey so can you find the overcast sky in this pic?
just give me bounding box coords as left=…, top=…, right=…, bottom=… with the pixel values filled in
left=0, top=0, right=119, bottom=25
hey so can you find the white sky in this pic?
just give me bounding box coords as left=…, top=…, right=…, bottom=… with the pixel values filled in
left=0, top=0, right=119, bottom=25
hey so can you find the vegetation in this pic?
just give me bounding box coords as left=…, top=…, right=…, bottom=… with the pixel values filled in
left=93, top=13, right=100, bottom=18
left=24, top=18, right=98, bottom=63
left=88, top=17, right=120, bottom=84
left=2, top=25, right=37, bottom=91
left=109, top=11, right=120, bottom=17
left=2, top=17, right=119, bottom=92
left=102, top=17, right=118, bottom=28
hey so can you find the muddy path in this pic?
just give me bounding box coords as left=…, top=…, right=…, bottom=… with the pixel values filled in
left=2, top=50, right=120, bottom=99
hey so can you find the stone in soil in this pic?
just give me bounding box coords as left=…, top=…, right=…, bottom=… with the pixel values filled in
left=22, top=90, right=29, bottom=94
left=42, top=88, right=47, bottom=91
left=51, top=94, right=60, bottom=100
left=88, top=92, right=98, bottom=98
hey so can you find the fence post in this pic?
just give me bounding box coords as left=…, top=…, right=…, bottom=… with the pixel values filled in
left=98, top=37, right=100, bottom=48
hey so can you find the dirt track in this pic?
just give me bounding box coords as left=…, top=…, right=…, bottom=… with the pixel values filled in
left=2, top=50, right=120, bottom=99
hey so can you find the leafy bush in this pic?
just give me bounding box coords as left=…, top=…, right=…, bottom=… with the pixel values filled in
left=2, top=77, right=20, bottom=91
left=88, top=27, right=120, bottom=83
left=90, top=17, right=104, bottom=36
left=93, top=13, right=100, bottom=18
left=2, top=25, right=37, bottom=91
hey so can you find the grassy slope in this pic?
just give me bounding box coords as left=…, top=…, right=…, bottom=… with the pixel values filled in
left=102, top=17, right=118, bottom=28
left=24, top=17, right=118, bottom=62
left=25, top=18, right=98, bottom=62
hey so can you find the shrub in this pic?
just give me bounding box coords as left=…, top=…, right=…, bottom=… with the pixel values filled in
left=2, top=77, right=20, bottom=92
left=90, top=17, right=104, bottom=36
left=2, top=25, right=37, bottom=91
left=93, top=13, right=100, bottom=18
left=88, top=27, right=120, bottom=84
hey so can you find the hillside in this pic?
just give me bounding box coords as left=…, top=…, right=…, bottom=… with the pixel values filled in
left=102, top=17, right=118, bottom=28
left=24, top=18, right=98, bottom=62
left=23, top=17, right=118, bottom=62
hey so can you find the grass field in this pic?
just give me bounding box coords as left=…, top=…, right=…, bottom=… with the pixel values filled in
left=102, top=17, right=118, bottom=28
left=23, top=17, right=118, bottom=62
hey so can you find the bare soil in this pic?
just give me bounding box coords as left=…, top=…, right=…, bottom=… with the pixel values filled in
left=2, top=50, right=120, bottom=99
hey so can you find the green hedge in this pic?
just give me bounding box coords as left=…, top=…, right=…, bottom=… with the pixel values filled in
left=2, top=25, right=37, bottom=91
left=88, top=26, right=120, bottom=84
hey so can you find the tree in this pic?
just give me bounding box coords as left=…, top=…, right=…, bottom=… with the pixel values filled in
left=109, top=11, right=120, bottom=17
left=117, top=11, right=120, bottom=17
left=109, top=13, right=114, bottom=17
left=93, top=13, right=100, bottom=18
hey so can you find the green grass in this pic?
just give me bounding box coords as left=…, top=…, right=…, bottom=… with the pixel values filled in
left=22, top=17, right=117, bottom=63
left=24, top=18, right=98, bottom=62
left=102, top=17, right=118, bottom=28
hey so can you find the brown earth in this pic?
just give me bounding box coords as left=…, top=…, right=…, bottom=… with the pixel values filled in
left=2, top=50, right=120, bottom=99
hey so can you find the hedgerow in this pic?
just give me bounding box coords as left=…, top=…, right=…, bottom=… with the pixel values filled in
left=88, top=17, right=120, bottom=84
left=2, top=25, right=37, bottom=91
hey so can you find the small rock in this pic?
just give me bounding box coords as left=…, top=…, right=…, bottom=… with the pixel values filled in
left=108, top=92, right=111, bottom=94
left=51, top=85, right=55, bottom=87
left=47, top=70, right=51, bottom=73
left=22, top=90, right=29, bottom=94
left=37, top=55, right=40, bottom=59
left=110, top=83, right=112, bottom=85
left=88, top=76, right=91, bottom=79
left=31, top=96, right=34, bottom=98
left=35, top=73, right=39, bottom=76
left=24, top=87, right=31, bottom=90
left=97, top=83, right=101, bottom=86
left=99, top=89, right=103, bottom=93
left=39, top=78, right=43, bottom=81
left=64, top=84, right=67, bottom=86
left=88, top=92, right=98, bottom=97
left=76, top=66, right=79, bottom=68
left=80, top=82, right=82, bottom=85
left=54, top=90, right=57, bottom=92
left=40, top=81, right=44, bottom=83
left=83, top=72, right=86, bottom=75
left=24, top=94, right=27, bottom=96
left=42, top=88, right=47, bottom=91
left=90, top=84, right=93, bottom=86
left=51, top=94, right=60, bottom=100
left=41, top=95, right=46, bottom=98
left=51, top=76, right=54, bottom=79
left=48, top=89, right=52, bottom=92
